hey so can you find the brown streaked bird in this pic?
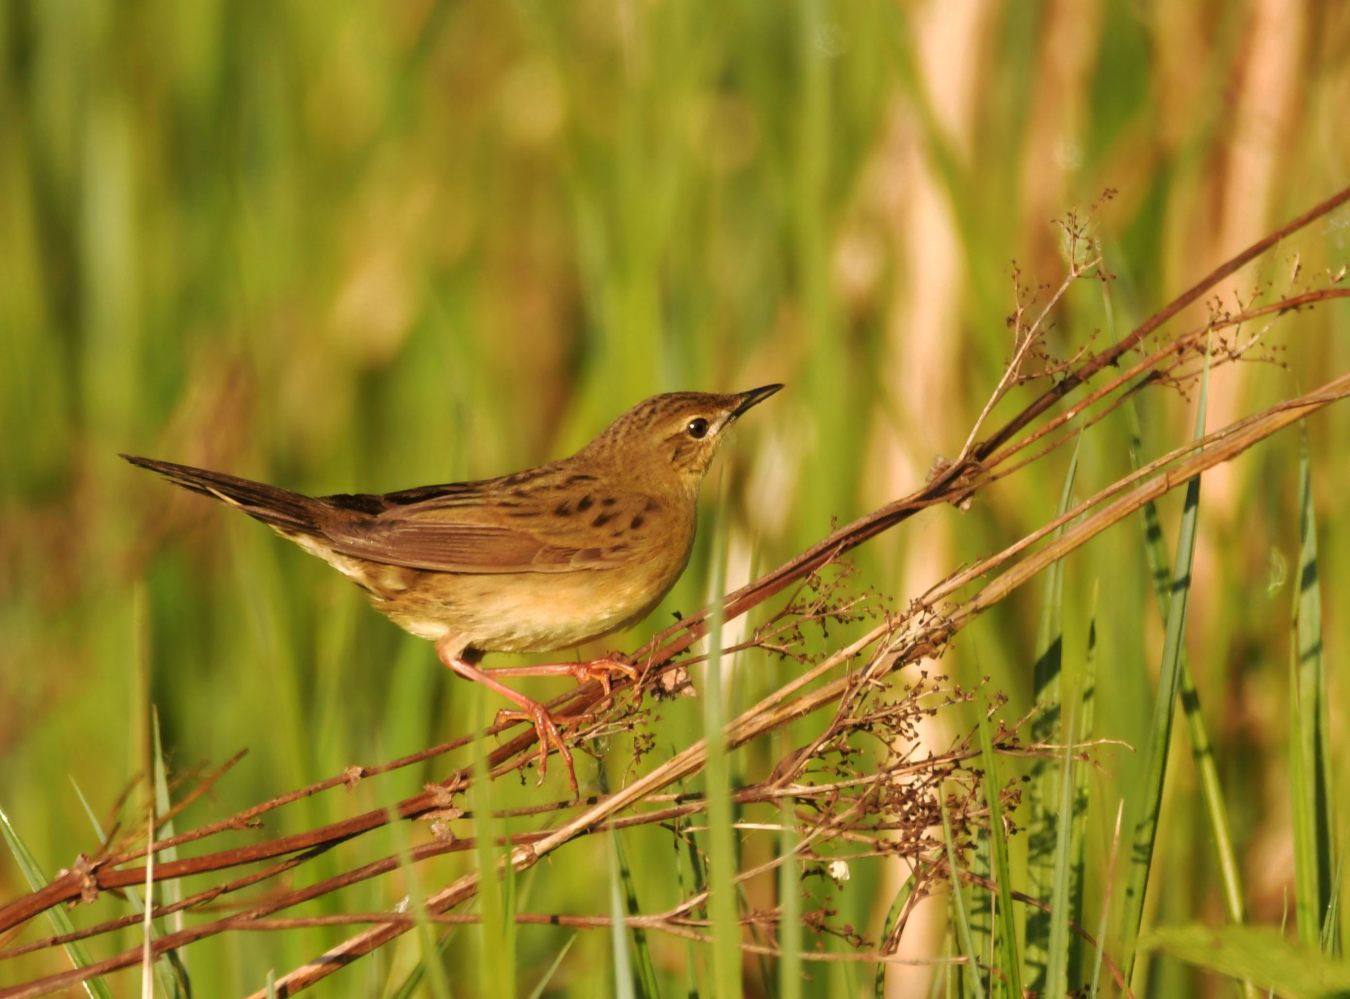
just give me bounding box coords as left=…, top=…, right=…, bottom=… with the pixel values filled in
left=123, top=384, right=782, bottom=794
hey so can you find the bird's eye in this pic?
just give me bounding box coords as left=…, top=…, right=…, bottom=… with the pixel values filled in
left=686, top=417, right=710, bottom=440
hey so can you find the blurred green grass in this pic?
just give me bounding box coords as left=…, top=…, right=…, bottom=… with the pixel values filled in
left=2, top=1, right=1348, bottom=994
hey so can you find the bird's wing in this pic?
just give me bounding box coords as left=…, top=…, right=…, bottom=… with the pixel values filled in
left=316, top=482, right=667, bottom=575
left=320, top=519, right=604, bottom=573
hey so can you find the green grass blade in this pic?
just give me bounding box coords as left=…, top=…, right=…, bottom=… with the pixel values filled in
left=1088, top=802, right=1124, bottom=999
left=1026, top=436, right=1081, bottom=989
left=780, top=793, right=803, bottom=999
left=1126, top=370, right=1248, bottom=962
left=1324, top=852, right=1344, bottom=955
left=1128, top=385, right=1247, bottom=931
left=1290, top=628, right=1315, bottom=945
left=471, top=683, right=514, bottom=999
left=384, top=801, right=452, bottom=999
left=968, top=793, right=994, bottom=979
left=976, top=688, right=1022, bottom=999
left=607, top=834, right=636, bottom=999
left=1142, top=924, right=1350, bottom=997
left=1175, top=616, right=1245, bottom=928
left=1066, top=583, right=1099, bottom=989
left=0, top=806, right=115, bottom=999
left=703, top=487, right=742, bottom=999
left=525, top=934, right=578, bottom=999
left=670, top=808, right=706, bottom=996
left=149, top=709, right=182, bottom=918
left=1044, top=690, right=1080, bottom=997
left=141, top=811, right=155, bottom=997
left=940, top=792, right=987, bottom=999
left=386, top=932, right=455, bottom=999
left=1120, top=346, right=1210, bottom=980
left=613, top=819, right=661, bottom=998
left=1291, top=426, right=1336, bottom=953
left=137, top=579, right=189, bottom=998
left=149, top=710, right=192, bottom=998
left=605, top=828, right=645, bottom=999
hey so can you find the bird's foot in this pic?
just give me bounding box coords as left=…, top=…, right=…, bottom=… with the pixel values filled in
left=495, top=702, right=578, bottom=797
left=567, top=656, right=639, bottom=696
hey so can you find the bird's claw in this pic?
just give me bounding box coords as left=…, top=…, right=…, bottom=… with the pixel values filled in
left=495, top=704, right=579, bottom=797
left=568, top=656, right=639, bottom=696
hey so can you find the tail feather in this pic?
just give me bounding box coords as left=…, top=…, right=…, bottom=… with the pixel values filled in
left=120, top=454, right=324, bottom=537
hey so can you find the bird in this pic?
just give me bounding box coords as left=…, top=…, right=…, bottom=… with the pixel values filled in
left=123, top=384, right=782, bottom=793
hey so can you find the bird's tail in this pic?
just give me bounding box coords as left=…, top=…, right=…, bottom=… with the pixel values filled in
left=121, top=454, right=324, bottom=537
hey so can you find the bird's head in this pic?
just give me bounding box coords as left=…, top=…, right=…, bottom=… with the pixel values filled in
left=583, top=384, right=783, bottom=494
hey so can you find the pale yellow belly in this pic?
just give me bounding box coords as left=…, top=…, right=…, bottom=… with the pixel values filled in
left=375, top=550, right=691, bottom=654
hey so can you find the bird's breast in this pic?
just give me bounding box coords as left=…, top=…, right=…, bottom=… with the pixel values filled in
left=374, top=501, right=696, bottom=654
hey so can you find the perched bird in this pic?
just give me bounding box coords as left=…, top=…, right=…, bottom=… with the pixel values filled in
left=123, top=384, right=782, bottom=793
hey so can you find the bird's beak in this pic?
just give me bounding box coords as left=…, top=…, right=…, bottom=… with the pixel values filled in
left=730, top=383, right=784, bottom=418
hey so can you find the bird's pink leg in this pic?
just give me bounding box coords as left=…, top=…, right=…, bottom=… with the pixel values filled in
left=435, top=638, right=578, bottom=796
left=470, top=656, right=639, bottom=697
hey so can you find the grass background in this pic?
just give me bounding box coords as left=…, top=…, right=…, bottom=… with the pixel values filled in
left=2, top=1, right=1349, bottom=995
